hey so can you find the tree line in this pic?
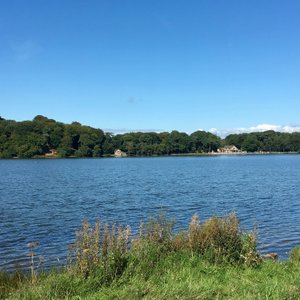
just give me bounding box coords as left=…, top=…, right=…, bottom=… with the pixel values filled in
left=0, top=115, right=299, bottom=158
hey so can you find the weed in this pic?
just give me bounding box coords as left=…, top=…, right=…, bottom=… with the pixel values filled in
left=2, top=212, right=264, bottom=299
left=68, top=219, right=131, bottom=282
left=27, top=241, right=40, bottom=284
left=289, top=246, right=300, bottom=263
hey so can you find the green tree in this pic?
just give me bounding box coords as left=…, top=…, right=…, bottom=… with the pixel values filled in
left=241, top=134, right=261, bottom=152
left=190, top=131, right=221, bottom=152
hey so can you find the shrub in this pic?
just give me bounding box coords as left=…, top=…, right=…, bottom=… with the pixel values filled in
left=1, top=212, right=262, bottom=299
left=289, top=246, right=300, bottom=263
left=65, top=213, right=262, bottom=282
left=68, top=219, right=131, bottom=281
left=127, top=213, right=176, bottom=280
left=197, top=213, right=243, bottom=263
left=174, top=213, right=260, bottom=265
left=0, top=269, right=26, bottom=299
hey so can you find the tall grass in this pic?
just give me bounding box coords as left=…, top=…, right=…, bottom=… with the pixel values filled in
left=68, top=212, right=259, bottom=282
left=2, top=212, right=300, bottom=299
left=68, top=218, right=131, bottom=281
left=0, top=269, right=26, bottom=299
left=289, top=246, right=300, bottom=263
left=187, top=213, right=260, bottom=265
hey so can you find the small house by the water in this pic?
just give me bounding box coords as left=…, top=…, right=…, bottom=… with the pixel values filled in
left=45, top=149, right=58, bottom=157
left=114, top=149, right=127, bottom=157
left=217, top=145, right=242, bottom=154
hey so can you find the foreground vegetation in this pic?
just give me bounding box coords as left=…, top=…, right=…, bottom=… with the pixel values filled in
left=1, top=115, right=300, bottom=158
left=1, top=213, right=300, bottom=299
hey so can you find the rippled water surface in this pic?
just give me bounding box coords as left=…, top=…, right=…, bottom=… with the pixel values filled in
left=1, top=155, right=300, bottom=270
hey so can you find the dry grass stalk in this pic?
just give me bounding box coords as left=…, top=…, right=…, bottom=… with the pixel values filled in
left=69, top=219, right=134, bottom=277
left=117, top=224, right=123, bottom=253
left=124, top=225, right=131, bottom=253
left=27, top=242, right=39, bottom=284
left=110, top=223, right=116, bottom=254
left=68, top=213, right=260, bottom=277
left=188, top=214, right=200, bottom=252
left=93, top=218, right=101, bottom=265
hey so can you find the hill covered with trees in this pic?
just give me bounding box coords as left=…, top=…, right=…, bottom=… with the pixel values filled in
left=0, top=115, right=299, bottom=158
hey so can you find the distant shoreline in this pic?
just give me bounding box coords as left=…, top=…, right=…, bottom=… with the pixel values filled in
left=1, top=151, right=299, bottom=160
left=1, top=116, right=300, bottom=159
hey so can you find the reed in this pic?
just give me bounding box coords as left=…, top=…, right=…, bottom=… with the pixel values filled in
left=1, top=212, right=272, bottom=299
left=184, top=213, right=260, bottom=264
left=69, top=219, right=132, bottom=280
left=26, top=242, right=40, bottom=284
left=289, top=246, right=300, bottom=263
left=68, top=212, right=260, bottom=279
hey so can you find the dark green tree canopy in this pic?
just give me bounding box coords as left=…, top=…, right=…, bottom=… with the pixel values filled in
left=190, top=131, right=221, bottom=152
left=0, top=116, right=299, bottom=158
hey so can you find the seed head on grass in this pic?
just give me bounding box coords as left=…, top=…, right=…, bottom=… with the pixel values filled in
left=68, top=212, right=261, bottom=281
left=110, top=223, right=117, bottom=255
left=102, top=223, right=109, bottom=262
left=92, top=219, right=101, bottom=266
left=27, top=241, right=40, bottom=284
left=124, top=225, right=131, bottom=253
left=188, top=214, right=200, bottom=253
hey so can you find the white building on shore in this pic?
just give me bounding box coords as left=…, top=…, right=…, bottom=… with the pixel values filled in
left=217, top=145, right=245, bottom=154
left=114, top=149, right=127, bottom=157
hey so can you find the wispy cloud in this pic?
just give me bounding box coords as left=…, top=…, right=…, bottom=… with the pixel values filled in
left=103, top=128, right=163, bottom=134
left=12, top=40, right=42, bottom=61
left=126, top=96, right=143, bottom=105
left=208, top=124, right=300, bottom=138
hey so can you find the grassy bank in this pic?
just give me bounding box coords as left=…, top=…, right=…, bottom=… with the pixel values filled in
left=1, top=214, right=300, bottom=299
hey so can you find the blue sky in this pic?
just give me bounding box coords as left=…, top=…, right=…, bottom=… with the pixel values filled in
left=1, top=0, right=300, bottom=136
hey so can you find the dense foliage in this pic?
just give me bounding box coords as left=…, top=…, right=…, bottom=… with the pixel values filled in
left=224, top=131, right=300, bottom=153
left=0, top=115, right=221, bottom=158
left=0, top=115, right=300, bottom=158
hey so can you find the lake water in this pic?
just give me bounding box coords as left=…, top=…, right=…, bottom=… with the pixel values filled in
left=0, top=155, right=300, bottom=270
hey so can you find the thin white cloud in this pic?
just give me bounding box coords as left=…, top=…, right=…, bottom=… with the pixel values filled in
left=208, top=124, right=300, bottom=138
left=104, top=128, right=163, bottom=135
